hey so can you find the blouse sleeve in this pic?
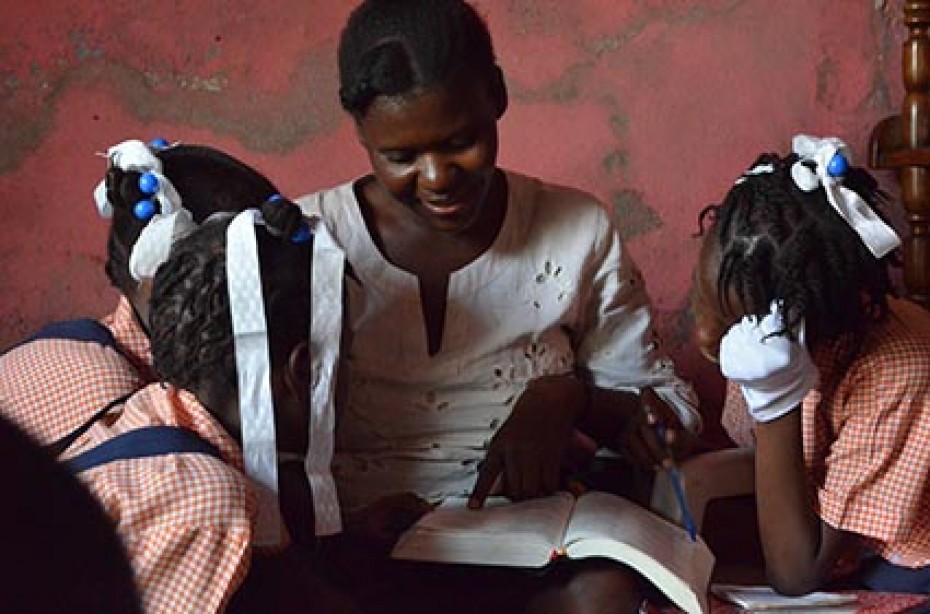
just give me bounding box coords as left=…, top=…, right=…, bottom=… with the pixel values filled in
left=574, top=208, right=701, bottom=432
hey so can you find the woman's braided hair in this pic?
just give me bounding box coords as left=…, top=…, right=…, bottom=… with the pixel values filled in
left=149, top=213, right=310, bottom=396
left=700, top=152, right=897, bottom=354
left=338, top=0, right=497, bottom=117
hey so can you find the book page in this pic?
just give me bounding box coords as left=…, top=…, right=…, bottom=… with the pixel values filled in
left=711, top=584, right=859, bottom=611
left=391, top=493, right=576, bottom=568
left=564, top=491, right=714, bottom=614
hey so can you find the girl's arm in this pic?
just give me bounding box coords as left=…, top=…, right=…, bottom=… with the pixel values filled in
left=719, top=305, right=849, bottom=594
left=754, top=409, right=848, bottom=594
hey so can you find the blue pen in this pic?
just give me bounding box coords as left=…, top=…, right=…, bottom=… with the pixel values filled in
left=654, top=422, right=698, bottom=542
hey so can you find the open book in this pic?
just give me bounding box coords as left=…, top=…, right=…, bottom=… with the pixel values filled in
left=392, top=491, right=714, bottom=613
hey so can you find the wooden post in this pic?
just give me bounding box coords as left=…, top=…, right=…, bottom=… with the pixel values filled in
left=870, top=1, right=930, bottom=308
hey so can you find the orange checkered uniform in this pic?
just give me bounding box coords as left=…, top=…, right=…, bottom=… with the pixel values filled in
left=61, top=383, right=261, bottom=613
left=0, top=297, right=152, bottom=444
left=721, top=298, right=930, bottom=567
left=1, top=299, right=277, bottom=611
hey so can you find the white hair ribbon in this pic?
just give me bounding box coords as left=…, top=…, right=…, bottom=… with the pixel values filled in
left=93, top=139, right=193, bottom=280
left=93, top=181, right=114, bottom=219
left=306, top=220, right=344, bottom=536
left=226, top=209, right=283, bottom=546
left=128, top=209, right=198, bottom=280
left=93, top=140, right=183, bottom=218
left=791, top=134, right=901, bottom=258
left=94, top=140, right=161, bottom=217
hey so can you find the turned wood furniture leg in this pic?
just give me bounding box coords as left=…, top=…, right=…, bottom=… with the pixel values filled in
left=900, top=2, right=930, bottom=306
left=869, top=1, right=930, bottom=308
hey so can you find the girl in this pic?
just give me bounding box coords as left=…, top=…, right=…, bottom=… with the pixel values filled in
left=1, top=140, right=280, bottom=446
left=4, top=140, right=343, bottom=612
left=65, top=203, right=355, bottom=613
left=299, top=0, right=701, bottom=611
left=692, top=135, right=930, bottom=594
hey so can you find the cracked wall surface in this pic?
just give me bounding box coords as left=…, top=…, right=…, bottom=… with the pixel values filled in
left=0, top=0, right=906, bottom=419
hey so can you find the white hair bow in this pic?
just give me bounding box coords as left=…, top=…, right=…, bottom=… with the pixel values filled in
left=92, top=139, right=192, bottom=281
left=791, top=134, right=900, bottom=258
left=129, top=209, right=198, bottom=280
left=93, top=140, right=182, bottom=219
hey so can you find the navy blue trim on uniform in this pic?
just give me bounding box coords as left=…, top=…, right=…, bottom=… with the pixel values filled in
left=45, top=391, right=138, bottom=458
left=67, top=426, right=222, bottom=473
left=25, top=319, right=118, bottom=350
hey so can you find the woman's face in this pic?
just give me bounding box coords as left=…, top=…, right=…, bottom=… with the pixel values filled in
left=354, top=73, right=502, bottom=234
left=691, top=233, right=742, bottom=363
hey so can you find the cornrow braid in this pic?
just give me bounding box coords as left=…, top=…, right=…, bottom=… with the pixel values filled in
left=705, top=152, right=896, bottom=356
left=149, top=210, right=311, bottom=407
left=338, top=0, right=497, bottom=117
left=149, top=218, right=237, bottom=393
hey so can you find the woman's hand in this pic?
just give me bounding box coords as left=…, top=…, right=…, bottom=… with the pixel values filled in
left=579, top=386, right=697, bottom=470
left=619, top=387, right=691, bottom=470
left=468, top=374, right=586, bottom=508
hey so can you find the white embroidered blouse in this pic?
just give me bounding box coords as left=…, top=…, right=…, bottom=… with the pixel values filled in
left=299, top=171, right=698, bottom=511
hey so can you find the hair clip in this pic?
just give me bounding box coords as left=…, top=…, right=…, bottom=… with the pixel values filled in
left=138, top=171, right=160, bottom=195
left=826, top=152, right=848, bottom=178
left=291, top=223, right=312, bottom=244
left=266, top=194, right=312, bottom=244
left=130, top=172, right=162, bottom=221
left=132, top=199, right=158, bottom=222
left=149, top=138, right=171, bottom=150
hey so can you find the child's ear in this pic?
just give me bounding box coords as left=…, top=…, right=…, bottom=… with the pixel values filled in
left=490, top=65, right=508, bottom=119
left=285, top=341, right=311, bottom=402
left=127, top=278, right=154, bottom=332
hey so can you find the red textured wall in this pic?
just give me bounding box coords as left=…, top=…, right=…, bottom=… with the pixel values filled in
left=0, top=1, right=907, bottom=429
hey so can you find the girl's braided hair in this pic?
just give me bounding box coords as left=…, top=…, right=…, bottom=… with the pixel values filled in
left=338, top=0, right=498, bottom=117
left=699, top=152, right=897, bottom=354
left=149, top=213, right=310, bottom=397
left=104, top=145, right=278, bottom=293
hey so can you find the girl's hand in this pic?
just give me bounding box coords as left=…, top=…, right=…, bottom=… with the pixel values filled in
left=719, top=301, right=818, bottom=423
left=468, top=374, right=586, bottom=508
left=343, top=493, right=434, bottom=555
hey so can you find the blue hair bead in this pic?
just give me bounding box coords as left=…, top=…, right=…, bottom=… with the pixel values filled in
left=149, top=138, right=170, bottom=149
left=827, top=152, right=849, bottom=177
left=138, top=172, right=160, bottom=195
left=267, top=193, right=285, bottom=204
left=291, top=222, right=312, bottom=244
left=133, top=199, right=157, bottom=222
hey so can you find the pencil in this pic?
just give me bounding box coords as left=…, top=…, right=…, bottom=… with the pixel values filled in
left=654, top=422, right=698, bottom=542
